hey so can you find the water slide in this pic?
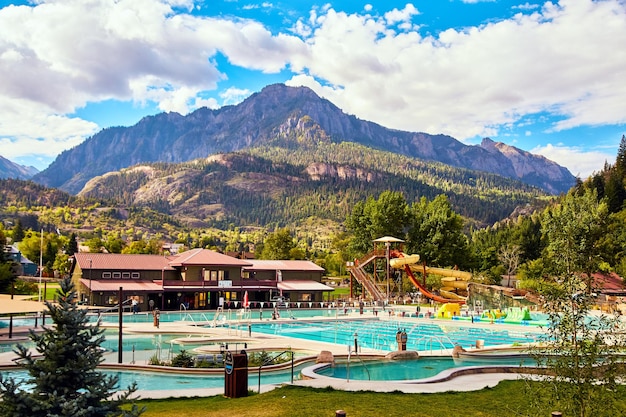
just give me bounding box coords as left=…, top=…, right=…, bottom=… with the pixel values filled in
left=390, top=253, right=470, bottom=305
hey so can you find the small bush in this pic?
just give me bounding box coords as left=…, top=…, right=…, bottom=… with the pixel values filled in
left=170, top=350, right=195, bottom=368
left=148, top=353, right=165, bottom=366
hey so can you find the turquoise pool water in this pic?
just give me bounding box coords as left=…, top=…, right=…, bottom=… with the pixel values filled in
left=0, top=306, right=551, bottom=328
left=241, top=320, right=542, bottom=351
left=92, top=308, right=349, bottom=324
left=316, top=356, right=532, bottom=381
left=0, top=331, right=213, bottom=355
left=2, top=364, right=306, bottom=391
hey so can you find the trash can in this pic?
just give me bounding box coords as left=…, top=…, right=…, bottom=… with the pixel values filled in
left=224, top=350, right=248, bottom=398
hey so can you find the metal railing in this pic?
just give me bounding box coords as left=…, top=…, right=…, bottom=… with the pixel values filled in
left=257, top=350, right=295, bottom=393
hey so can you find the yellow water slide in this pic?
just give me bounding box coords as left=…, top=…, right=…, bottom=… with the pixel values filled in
left=390, top=253, right=471, bottom=304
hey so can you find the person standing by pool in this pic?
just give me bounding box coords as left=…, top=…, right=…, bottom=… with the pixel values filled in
left=132, top=298, right=138, bottom=314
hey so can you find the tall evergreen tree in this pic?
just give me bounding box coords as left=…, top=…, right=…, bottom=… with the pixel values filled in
left=12, top=219, right=25, bottom=243
left=0, top=227, right=19, bottom=293
left=0, top=277, right=144, bottom=417
left=615, top=134, right=626, bottom=174
left=66, top=232, right=79, bottom=256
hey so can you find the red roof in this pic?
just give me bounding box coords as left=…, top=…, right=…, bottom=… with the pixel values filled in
left=74, top=249, right=252, bottom=271
left=74, top=253, right=173, bottom=271
left=593, top=272, right=626, bottom=295
left=169, top=248, right=252, bottom=267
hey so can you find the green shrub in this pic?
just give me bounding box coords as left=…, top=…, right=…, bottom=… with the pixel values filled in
left=170, top=350, right=195, bottom=368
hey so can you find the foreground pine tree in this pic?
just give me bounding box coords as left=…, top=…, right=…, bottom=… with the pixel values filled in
left=0, top=277, right=144, bottom=417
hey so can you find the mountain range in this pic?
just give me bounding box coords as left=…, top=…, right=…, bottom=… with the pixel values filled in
left=31, top=84, right=575, bottom=195
left=0, top=155, right=39, bottom=180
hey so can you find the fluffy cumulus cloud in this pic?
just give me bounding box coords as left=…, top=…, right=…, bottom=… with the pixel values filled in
left=288, top=0, right=626, bottom=143
left=532, top=144, right=615, bottom=179
left=1, top=0, right=625, bottom=177
left=0, top=0, right=305, bottom=163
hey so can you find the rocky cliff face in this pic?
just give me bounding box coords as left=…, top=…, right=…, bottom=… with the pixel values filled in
left=33, top=84, right=576, bottom=194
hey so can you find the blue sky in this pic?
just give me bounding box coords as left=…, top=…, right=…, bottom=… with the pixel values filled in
left=0, top=0, right=624, bottom=179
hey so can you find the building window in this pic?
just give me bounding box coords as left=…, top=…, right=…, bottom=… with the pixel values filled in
left=102, top=272, right=111, bottom=279
left=242, top=271, right=250, bottom=279
left=122, top=272, right=130, bottom=279
left=112, top=272, right=121, bottom=279
left=131, top=272, right=140, bottom=279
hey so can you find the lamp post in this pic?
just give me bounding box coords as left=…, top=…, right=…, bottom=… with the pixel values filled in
left=38, top=229, right=43, bottom=302
left=87, top=258, right=92, bottom=304
left=385, top=241, right=390, bottom=301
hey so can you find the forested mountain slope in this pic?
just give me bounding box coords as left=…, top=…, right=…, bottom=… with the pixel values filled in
left=33, top=84, right=575, bottom=194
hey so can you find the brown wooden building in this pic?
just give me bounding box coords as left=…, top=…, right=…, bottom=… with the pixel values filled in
left=70, top=249, right=330, bottom=311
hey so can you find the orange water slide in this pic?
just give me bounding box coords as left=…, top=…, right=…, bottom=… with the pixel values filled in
left=390, top=253, right=467, bottom=305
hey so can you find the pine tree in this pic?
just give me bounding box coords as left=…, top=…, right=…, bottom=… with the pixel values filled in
left=66, top=232, right=79, bottom=256
left=616, top=134, right=626, bottom=174
left=12, top=219, right=25, bottom=243
left=0, top=277, right=144, bottom=417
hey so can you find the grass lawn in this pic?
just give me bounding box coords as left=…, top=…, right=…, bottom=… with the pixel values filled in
left=131, top=380, right=626, bottom=417
left=22, top=282, right=60, bottom=301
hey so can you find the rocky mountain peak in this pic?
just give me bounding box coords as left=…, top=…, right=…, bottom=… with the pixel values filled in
left=33, top=84, right=576, bottom=195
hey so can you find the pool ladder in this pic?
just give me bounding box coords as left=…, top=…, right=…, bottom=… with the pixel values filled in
left=346, top=333, right=371, bottom=382
left=415, top=335, right=457, bottom=354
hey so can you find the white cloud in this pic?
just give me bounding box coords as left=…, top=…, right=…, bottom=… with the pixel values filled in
left=1, top=0, right=625, bottom=176
left=0, top=0, right=305, bottom=163
left=531, top=143, right=614, bottom=179
left=0, top=95, right=99, bottom=160
left=513, top=3, right=540, bottom=11
left=220, top=87, right=253, bottom=106
left=287, top=0, right=626, bottom=142
left=384, top=4, right=419, bottom=25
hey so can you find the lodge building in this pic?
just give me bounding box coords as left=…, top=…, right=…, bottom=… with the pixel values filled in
left=69, top=249, right=331, bottom=311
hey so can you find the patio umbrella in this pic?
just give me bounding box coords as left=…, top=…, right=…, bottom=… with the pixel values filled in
left=243, top=291, right=249, bottom=308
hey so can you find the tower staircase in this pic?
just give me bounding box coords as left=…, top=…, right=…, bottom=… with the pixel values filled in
left=347, top=250, right=387, bottom=302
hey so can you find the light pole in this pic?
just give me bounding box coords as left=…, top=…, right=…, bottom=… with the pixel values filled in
left=87, top=258, right=92, bottom=304
left=38, top=229, right=43, bottom=302
left=385, top=241, right=390, bottom=301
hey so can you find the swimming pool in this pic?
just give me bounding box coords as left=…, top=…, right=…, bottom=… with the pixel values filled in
left=1, top=363, right=307, bottom=391
left=241, top=319, right=542, bottom=352
left=92, top=308, right=354, bottom=325
left=314, top=356, right=533, bottom=381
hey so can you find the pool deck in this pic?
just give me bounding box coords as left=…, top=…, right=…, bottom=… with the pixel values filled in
left=0, top=311, right=540, bottom=399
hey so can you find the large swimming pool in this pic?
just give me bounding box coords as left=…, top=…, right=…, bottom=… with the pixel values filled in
left=241, top=319, right=542, bottom=352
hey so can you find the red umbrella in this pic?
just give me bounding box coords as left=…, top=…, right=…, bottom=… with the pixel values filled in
left=243, top=291, right=249, bottom=308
